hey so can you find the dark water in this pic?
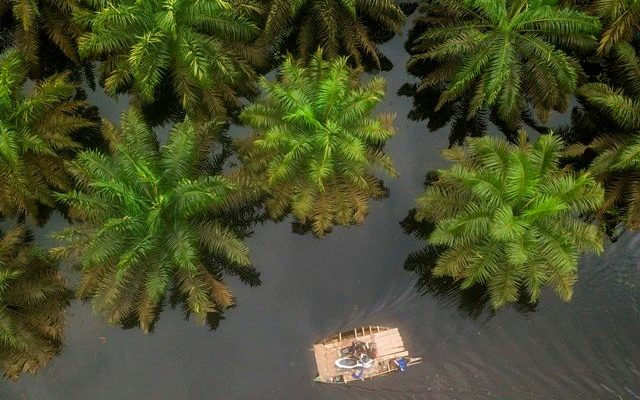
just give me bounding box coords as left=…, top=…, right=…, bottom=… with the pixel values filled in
left=2, top=23, right=640, bottom=400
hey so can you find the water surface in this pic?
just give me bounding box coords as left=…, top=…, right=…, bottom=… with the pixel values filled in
left=2, top=23, right=639, bottom=400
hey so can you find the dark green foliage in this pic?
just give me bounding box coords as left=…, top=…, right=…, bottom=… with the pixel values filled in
left=398, top=82, right=488, bottom=147
left=398, top=82, right=549, bottom=146
left=262, top=0, right=405, bottom=69
left=593, top=0, right=640, bottom=55
left=0, top=225, right=71, bottom=380
left=586, top=132, right=640, bottom=230
left=77, top=0, right=263, bottom=118
left=0, top=49, right=94, bottom=222
left=53, top=109, right=256, bottom=332
left=415, top=133, right=604, bottom=308
left=570, top=42, right=640, bottom=229
left=407, top=0, right=601, bottom=127
left=237, top=51, right=397, bottom=236
left=0, top=0, right=83, bottom=75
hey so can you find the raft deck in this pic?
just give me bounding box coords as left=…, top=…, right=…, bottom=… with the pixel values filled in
left=313, top=326, right=421, bottom=384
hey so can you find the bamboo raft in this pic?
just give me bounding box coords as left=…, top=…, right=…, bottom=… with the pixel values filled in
left=313, top=326, right=422, bottom=384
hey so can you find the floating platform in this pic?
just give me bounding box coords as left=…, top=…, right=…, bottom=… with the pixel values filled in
left=313, top=326, right=422, bottom=384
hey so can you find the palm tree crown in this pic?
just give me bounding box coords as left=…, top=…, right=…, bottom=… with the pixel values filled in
left=407, top=0, right=601, bottom=126
left=77, top=0, right=262, bottom=117
left=0, top=49, right=93, bottom=221
left=238, top=51, right=397, bottom=236
left=262, top=0, right=405, bottom=69
left=574, top=42, right=640, bottom=229
left=415, top=133, right=604, bottom=307
left=0, top=225, right=71, bottom=380
left=53, top=109, right=254, bottom=332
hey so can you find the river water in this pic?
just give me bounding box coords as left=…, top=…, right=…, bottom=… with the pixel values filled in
left=2, top=20, right=639, bottom=400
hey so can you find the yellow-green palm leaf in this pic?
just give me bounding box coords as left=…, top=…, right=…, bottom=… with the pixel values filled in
left=593, top=0, right=640, bottom=54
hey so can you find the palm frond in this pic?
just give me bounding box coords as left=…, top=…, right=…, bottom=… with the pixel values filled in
left=407, top=0, right=599, bottom=127
left=237, top=51, right=396, bottom=236
left=0, top=225, right=70, bottom=380
left=54, top=109, right=255, bottom=331
left=413, top=132, right=603, bottom=307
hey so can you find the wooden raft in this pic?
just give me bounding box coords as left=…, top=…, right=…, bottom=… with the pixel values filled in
left=313, top=326, right=421, bottom=384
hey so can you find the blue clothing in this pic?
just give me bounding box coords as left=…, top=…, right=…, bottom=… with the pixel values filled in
left=394, top=357, right=407, bottom=372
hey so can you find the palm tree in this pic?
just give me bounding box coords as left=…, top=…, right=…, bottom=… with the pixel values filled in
left=406, top=0, right=601, bottom=128
left=53, top=109, right=255, bottom=332
left=570, top=42, right=640, bottom=229
left=414, top=133, right=604, bottom=308
left=0, top=49, right=94, bottom=222
left=0, top=0, right=83, bottom=74
left=0, top=225, right=71, bottom=380
left=77, top=0, right=263, bottom=118
left=593, top=0, right=640, bottom=55
left=262, top=0, right=405, bottom=69
left=237, top=51, right=397, bottom=236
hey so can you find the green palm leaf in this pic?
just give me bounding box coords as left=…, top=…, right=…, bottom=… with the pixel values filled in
left=2, top=0, right=84, bottom=74
left=78, top=0, right=263, bottom=118
left=415, top=132, right=604, bottom=308
left=237, top=50, right=397, bottom=236
left=262, top=0, right=405, bottom=69
left=408, top=0, right=600, bottom=126
left=573, top=42, right=640, bottom=230
left=593, top=0, right=640, bottom=54
left=53, top=109, right=256, bottom=332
